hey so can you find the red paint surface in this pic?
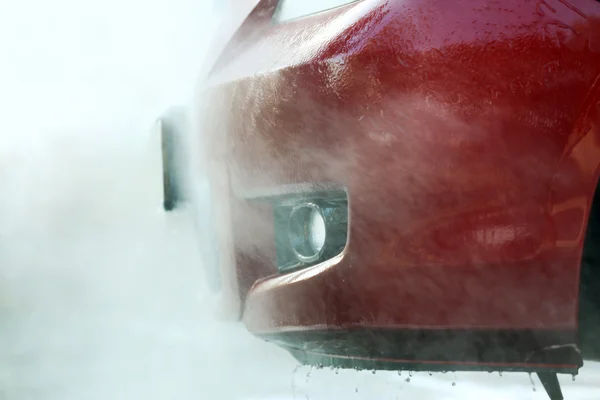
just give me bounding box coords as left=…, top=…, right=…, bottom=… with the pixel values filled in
left=199, top=0, right=600, bottom=338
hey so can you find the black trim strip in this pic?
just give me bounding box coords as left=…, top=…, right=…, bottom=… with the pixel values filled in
left=258, top=328, right=582, bottom=373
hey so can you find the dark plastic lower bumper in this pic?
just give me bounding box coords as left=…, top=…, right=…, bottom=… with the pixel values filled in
left=259, top=328, right=583, bottom=374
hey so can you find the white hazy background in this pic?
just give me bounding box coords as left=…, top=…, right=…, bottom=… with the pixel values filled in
left=0, top=0, right=599, bottom=399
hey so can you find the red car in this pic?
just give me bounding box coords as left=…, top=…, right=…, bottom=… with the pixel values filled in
left=162, top=1, right=600, bottom=398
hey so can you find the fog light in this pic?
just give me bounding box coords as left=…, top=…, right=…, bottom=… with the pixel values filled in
left=288, top=203, right=326, bottom=263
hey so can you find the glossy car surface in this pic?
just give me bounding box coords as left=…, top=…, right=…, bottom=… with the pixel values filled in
left=197, top=0, right=600, bottom=376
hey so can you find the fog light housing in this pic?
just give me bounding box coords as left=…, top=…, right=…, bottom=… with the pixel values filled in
left=288, top=203, right=327, bottom=263
left=273, top=190, right=348, bottom=272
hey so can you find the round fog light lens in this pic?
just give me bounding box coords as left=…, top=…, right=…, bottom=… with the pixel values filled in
left=288, top=203, right=326, bottom=263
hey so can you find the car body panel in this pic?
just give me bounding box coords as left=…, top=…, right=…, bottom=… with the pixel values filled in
left=197, top=0, right=600, bottom=369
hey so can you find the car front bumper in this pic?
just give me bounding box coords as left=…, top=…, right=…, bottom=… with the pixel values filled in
left=193, top=0, right=600, bottom=371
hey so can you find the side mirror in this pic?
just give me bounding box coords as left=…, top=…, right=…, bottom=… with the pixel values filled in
left=155, top=107, right=190, bottom=211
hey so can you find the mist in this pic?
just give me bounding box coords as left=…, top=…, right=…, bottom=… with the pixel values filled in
left=1, top=0, right=599, bottom=399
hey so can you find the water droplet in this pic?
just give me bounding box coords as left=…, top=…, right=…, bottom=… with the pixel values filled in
left=428, top=372, right=433, bottom=376
left=335, top=368, right=339, bottom=375
left=372, top=370, right=377, bottom=374
left=529, top=373, right=537, bottom=392
left=317, top=363, right=324, bottom=370
left=397, top=371, right=402, bottom=376
left=405, top=377, right=411, bottom=383
left=572, top=374, right=576, bottom=382
left=355, top=388, right=359, bottom=393
left=409, top=371, right=413, bottom=377
left=452, top=382, right=456, bottom=386
left=291, top=365, right=300, bottom=398
left=499, top=372, right=503, bottom=377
